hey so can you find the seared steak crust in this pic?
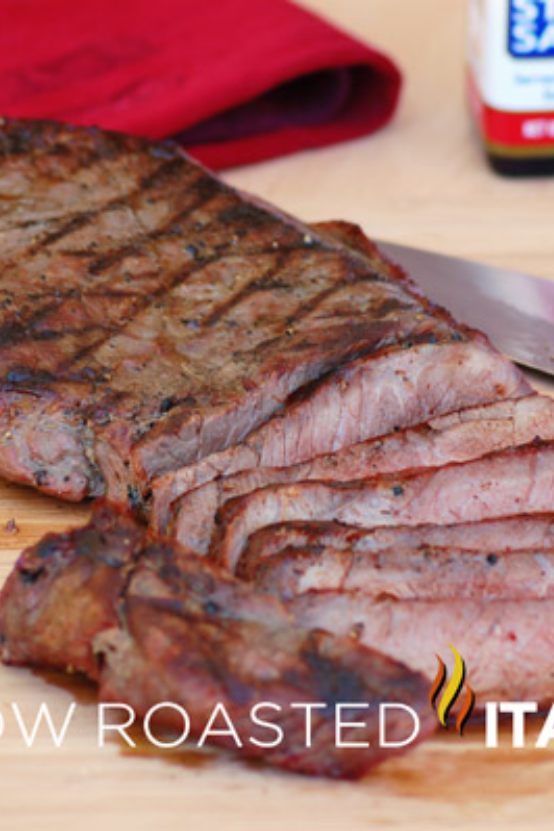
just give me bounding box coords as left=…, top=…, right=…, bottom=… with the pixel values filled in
left=0, top=119, right=528, bottom=504
left=0, top=503, right=436, bottom=779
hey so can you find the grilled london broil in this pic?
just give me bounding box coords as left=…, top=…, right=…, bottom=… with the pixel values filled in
left=0, top=119, right=528, bottom=507
left=2, top=119, right=554, bottom=778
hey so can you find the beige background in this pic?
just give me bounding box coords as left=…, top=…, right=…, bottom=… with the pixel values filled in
left=2, top=1, right=554, bottom=829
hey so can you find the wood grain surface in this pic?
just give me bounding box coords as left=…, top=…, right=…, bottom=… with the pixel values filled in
left=2, top=1, right=554, bottom=829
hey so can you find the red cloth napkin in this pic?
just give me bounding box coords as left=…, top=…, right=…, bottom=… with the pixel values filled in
left=0, top=0, right=402, bottom=169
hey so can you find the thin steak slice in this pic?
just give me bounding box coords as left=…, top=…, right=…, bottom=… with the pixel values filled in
left=0, top=502, right=435, bottom=779
left=250, top=543, right=554, bottom=600
left=214, top=441, right=554, bottom=572
left=0, top=121, right=528, bottom=505
left=290, top=592, right=554, bottom=705
left=237, top=514, right=554, bottom=578
left=162, top=393, right=554, bottom=552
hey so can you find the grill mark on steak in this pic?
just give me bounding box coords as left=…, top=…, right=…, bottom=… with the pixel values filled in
left=0, top=502, right=436, bottom=779
left=9, top=182, right=311, bottom=380
left=36, top=212, right=106, bottom=251
left=0, top=137, right=168, bottom=266
left=85, top=170, right=213, bottom=275
left=31, top=158, right=195, bottom=257
left=200, top=247, right=300, bottom=328
left=202, top=268, right=409, bottom=360
left=0, top=168, right=187, bottom=348
left=202, top=248, right=302, bottom=327
left=0, top=286, right=157, bottom=354
left=0, top=184, right=235, bottom=370
left=29, top=156, right=182, bottom=248
left=65, top=243, right=314, bottom=380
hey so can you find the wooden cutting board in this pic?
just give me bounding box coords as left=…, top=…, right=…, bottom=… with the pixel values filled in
left=3, top=0, right=554, bottom=828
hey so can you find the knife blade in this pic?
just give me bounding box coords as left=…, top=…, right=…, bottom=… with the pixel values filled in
left=376, top=239, right=554, bottom=378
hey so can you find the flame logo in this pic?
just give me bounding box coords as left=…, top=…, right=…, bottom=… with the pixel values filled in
left=429, top=644, right=475, bottom=735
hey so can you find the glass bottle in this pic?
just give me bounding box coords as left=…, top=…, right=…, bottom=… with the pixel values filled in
left=467, top=0, right=554, bottom=175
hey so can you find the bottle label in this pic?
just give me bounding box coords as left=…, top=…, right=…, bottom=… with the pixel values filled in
left=508, top=0, right=554, bottom=58
left=468, top=0, right=554, bottom=153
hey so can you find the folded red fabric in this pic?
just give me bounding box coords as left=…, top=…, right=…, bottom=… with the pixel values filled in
left=0, top=0, right=402, bottom=169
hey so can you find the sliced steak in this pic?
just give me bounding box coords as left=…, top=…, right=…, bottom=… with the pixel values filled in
left=162, top=394, right=554, bottom=552
left=153, top=337, right=524, bottom=533
left=237, top=514, right=554, bottom=578
left=152, top=347, right=537, bottom=539
left=214, top=441, right=554, bottom=572
left=250, top=544, right=554, bottom=600
left=290, top=593, right=554, bottom=705
left=0, top=121, right=528, bottom=504
left=0, top=502, right=436, bottom=779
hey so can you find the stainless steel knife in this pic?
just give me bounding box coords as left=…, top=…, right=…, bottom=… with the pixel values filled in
left=376, top=239, right=554, bottom=379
